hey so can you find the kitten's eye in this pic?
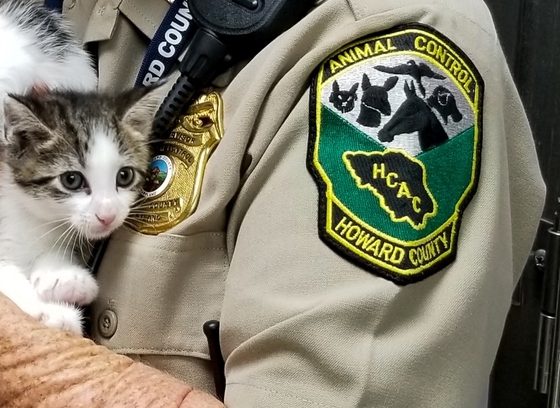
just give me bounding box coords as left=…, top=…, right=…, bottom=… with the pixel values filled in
left=60, top=171, right=86, bottom=191
left=116, top=167, right=135, bottom=188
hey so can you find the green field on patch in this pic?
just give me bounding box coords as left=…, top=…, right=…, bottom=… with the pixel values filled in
left=317, top=105, right=475, bottom=241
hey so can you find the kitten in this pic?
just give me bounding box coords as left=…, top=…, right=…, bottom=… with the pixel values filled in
left=0, top=0, right=164, bottom=335
left=0, top=88, right=163, bottom=334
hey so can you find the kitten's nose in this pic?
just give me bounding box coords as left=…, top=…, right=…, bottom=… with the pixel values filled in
left=96, top=213, right=116, bottom=227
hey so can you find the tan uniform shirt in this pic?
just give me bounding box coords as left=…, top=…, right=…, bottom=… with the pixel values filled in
left=65, top=0, right=546, bottom=406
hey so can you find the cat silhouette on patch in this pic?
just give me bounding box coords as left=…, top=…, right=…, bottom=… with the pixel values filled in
left=329, top=80, right=359, bottom=113
left=356, top=74, right=398, bottom=128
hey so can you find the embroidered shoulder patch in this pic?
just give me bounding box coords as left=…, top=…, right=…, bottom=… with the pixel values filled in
left=307, top=24, right=484, bottom=285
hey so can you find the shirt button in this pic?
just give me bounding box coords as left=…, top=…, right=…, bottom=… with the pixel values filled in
left=98, top=309, right=118, bottom=338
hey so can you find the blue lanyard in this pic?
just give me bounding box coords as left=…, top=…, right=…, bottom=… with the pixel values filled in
left=134, top=0, right=195, bottom=88
left=45, top=0, right=195, bottom=89
left=44, top=0, right=63, bottom=13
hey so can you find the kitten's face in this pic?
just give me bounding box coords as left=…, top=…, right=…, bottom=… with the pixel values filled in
left=2, top=86, right=164, bottom=240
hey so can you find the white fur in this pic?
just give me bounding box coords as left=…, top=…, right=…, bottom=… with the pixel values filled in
left=0, top=170, right=97, bottom=335
left=0, top=123, right=144, bottom=334
left=0, top=3, right=101, bottom=335
left=77, top=127, right=139, bottom=239
left=0, top=10, right=96, bottom=99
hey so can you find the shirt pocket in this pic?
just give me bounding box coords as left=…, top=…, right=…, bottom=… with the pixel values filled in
left=90, top=228, right=228, bottom=377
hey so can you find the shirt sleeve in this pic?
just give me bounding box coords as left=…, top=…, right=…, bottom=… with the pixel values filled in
left=219, top=0, right=545, bottom=407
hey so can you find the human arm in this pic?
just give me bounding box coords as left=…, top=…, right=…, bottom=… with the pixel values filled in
left=217, top=0, right=545, bottom=406
left=0, top=294, right=223, bottom=408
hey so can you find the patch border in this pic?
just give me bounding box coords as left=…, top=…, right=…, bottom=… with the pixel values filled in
left=307, top=23, right=484, bottom=285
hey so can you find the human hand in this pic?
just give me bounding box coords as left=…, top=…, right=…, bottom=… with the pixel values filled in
left=0, top=293, right=224, bottom=408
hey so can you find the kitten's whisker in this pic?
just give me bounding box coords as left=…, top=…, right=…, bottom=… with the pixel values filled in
left=47, top=224, right=73, bottom=259
left=123, top=220, right=155, bottom=229
left=29, top=220, right=71, bottom=234
left=31, top=220, right=71, bottom=245
left=136, top=138, right=168, bottom=146
left=129, top=207, right=152, bottom=214
left=127, top=211, right=159, bottom=216
left=123, top=220, right=157, bottom=233
left=128, top=206, right=159, bottom=213
left=78, top=227, right=88, bottom=264
left=57, top=135, right=81, bottom=159
left=55, top=226, right=73, bottom=260
left=131, top=196, right=148, bottom=206
left=66, top=230, right=74, bottom=263
left=29, top=217, right=71, bottom=231
left=72, top=229, right=79, bottom=263
left=130, top=205, right=157, bottom=212
left=49, top=226, right=69, bottom=252
left=131, top=201, right=149, bottom=208
left=80, top=226, right=92, bottom=253
left=129, top=206, right=155, bottom=211
left=63, top=228, right=78, bottom=263
left=67, top=229, right=80, bottom=264
left=84, top=237, right=94, bottom=249
left=123, top=218, right=156, bottom=228
left=126, top=215, right=163, bottom=223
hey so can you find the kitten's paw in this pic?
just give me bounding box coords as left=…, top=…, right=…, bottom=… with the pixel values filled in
left=32, top=267, right=99, bottom=306
left=18, top=299, right=47, bottom=321
left=37, top=302, right=83, bottom=335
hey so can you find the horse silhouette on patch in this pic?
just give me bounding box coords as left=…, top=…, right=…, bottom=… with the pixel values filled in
left=329, top=80, right=359, bottom=113
left=356, top=74, right=399, bottom=128
left=378, top=81, right=449, bottom=152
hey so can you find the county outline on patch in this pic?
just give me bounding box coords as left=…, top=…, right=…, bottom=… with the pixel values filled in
left=307, top=24, right=484, bottom=284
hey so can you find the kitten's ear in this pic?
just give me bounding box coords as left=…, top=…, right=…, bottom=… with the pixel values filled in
left=3, top=95, right=55, bottom=152
left=118, top=82, right=168, bottom=138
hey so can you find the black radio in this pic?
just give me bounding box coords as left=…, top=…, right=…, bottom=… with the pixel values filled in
left=152, top=0, right=316, bottom=138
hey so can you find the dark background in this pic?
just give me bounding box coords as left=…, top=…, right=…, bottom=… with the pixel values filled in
left=485, top=0, right=560, bottom=406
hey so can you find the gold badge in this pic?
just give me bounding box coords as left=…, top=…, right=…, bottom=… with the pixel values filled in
left=128, top=92, right=224, bottom=235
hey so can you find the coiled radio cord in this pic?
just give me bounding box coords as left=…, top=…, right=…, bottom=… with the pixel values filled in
left=152, top=28, right=229, bottom=139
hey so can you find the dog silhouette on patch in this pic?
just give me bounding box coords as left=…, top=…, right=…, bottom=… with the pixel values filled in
left=329, top=80, right=359, bottom=113
left=427, top=86, right=463, bottom=124
left=356, top=74, right=399, bottom=128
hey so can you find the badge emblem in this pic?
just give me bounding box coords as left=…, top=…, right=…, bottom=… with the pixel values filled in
left=128, top=92, right=224, bottom=235
left=308, top=24, right=484, bottom=284
left=142, top=155, right=173, bottom=198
